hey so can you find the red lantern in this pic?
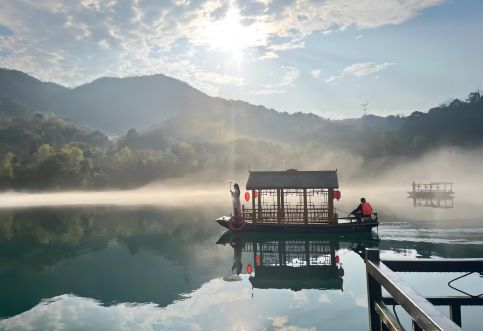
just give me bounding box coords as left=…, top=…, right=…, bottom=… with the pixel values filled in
left=333, top=190, right=341, bottom=201
left=244, top=192, right=250, bottom=201
left=246, top=264, right=252, bottom=274
left=254, top=191, right=259, bottom=199
left=256, top=255, right=261, bottom=266
left=335, top=255, right=340, bottom=264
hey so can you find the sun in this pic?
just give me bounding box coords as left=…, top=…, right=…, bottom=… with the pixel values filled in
left=201, top=7, right=264, bottom=62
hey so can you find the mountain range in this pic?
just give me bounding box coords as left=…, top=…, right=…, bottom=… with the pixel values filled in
left=1, top=67, right=482, bottom=152
left=0, top=67, right=482, bottom=189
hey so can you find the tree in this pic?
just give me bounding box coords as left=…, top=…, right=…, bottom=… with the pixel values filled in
left=115, top=147, right=134, bottom=164
left=466, top=91, right=481, bottom=104
left=0, top=152, right=15, bottom=179
left=37, top=144, right=54, bottom=160
left=61, top=145, right=84, bottom=166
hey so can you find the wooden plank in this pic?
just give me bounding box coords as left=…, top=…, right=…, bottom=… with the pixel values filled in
left=280, top=189, right=284, bottom=221
left=257, top=189, right=262, bottom=222
left=252, top=190, right=256, bottom=224
left=328, top=188, right=334, bottom=224
left=277, top=189, right=281, bottom=223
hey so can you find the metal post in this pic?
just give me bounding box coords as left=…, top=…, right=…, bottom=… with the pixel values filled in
left=450, top=305, right=462, bottom=326
left=366, top=249, right=382, bottom=331
left=412, top=320, right=422, bottom=331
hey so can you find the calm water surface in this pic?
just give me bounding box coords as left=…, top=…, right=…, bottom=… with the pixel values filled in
left=0, top=194, right=482, bottom=331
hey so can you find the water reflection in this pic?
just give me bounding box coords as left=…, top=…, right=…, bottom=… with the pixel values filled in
left=217, top=232, right=379, bottom=292
left=409, top=196, right=454, bottom=208
left=0, top=206, right=228, bottom=318
left=1, top=206, right=483, bottom=330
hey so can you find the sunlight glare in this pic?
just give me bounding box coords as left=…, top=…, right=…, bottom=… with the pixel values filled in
left=201, top=7, right=264, bottom=62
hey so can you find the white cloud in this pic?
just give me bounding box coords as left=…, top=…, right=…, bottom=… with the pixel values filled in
left=290, top=291, right=308, bottom=308
left=325, top=75, right=336, bottom=84
left=270, top=315, right=316, bottom=331
left=279, top=66, right=300, bottom=87
left=355, top=34, right=363, bottom=40
left=318, top=294, right=331, bottom=303
left=250, top=65, right=299, bottom=95
left=271, top=315, right=289, bottom=328
left=0, top=0, right=439, bottom=93
left=342, top=62, right=394, bottom=77
left=0, top=279, right=252, bottom=331
left=325, top=62, right=394, bottom=83
left=310, top=69, right=321, bottom=78
left=250, top=89, right=286, bottom=96
left=260, top=51, right=279, bottom=60
left=98, top=39, right=110, bottom=49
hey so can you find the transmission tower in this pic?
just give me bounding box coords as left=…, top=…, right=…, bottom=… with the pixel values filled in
left=361, top=102, right=369, bottom=116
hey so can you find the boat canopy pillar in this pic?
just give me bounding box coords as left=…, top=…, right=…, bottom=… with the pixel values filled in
left=303, top=189, right=308, bottom=224
left=252, top=189, right=256, bottom=224
left=328, top=188, right=335, bottom=224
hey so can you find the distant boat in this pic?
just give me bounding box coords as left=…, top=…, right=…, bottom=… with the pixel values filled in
left=216, top=169, right=378, bottom=233
left=408, top=181, right=455, bottom=208
left=408, top=182, right=454, bottom=199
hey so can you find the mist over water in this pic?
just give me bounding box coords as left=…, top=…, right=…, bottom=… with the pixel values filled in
left=0, top=148, right=481, bottom=219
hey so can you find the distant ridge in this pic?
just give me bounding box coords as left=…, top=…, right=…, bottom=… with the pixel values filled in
left=1, top=68, right=295, bottom=133
left=0, top=68, right=481, bottom=152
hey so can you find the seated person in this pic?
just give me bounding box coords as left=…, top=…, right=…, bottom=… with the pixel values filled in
left=350, top=197, right=373, bottom=221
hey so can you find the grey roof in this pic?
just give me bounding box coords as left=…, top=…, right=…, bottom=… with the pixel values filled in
left=246, top=170, right=338, bottom=189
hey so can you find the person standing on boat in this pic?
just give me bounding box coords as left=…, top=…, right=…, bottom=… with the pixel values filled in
left=231, top=183, right=242, bottom=217
left=350, top=197, right=373, bottom=221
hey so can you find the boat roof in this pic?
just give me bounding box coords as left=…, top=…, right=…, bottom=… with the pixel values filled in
left=246, top=169, right=338, bottom=190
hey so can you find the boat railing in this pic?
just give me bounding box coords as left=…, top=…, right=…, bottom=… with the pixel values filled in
left=365, top=248, right=483, bottom=331
left=412, top=182, right=454, bottom=194
left=242, top=206, right=331, bottom=223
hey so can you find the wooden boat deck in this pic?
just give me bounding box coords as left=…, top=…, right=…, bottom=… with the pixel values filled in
left=216, top=216, right=378, bottom=233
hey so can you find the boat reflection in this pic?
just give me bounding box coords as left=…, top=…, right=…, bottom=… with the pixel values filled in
left=409, top=196, right=454, bottom=208
left=217, top=232, right=379, bottom=291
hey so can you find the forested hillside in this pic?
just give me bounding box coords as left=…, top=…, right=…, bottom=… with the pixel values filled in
left=0, top=68, right=481, bottom=190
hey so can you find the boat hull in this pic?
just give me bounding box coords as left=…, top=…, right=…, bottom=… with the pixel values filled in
left=216, top=217, right=378, bottom=233
left=216, top=229, right=379, bottom=245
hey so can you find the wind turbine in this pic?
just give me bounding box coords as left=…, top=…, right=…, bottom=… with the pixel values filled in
left=361, top=102, right=369, bottom=116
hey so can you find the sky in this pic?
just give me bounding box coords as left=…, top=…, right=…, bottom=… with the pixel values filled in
left=0, top=0, right=481, bottom=118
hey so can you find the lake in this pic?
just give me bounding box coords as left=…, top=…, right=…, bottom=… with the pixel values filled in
left=0, top=191, right=482, bottom=331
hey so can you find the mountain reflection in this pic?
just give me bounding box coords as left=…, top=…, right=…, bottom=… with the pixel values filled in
left=0, top=206, right=227, bottom=318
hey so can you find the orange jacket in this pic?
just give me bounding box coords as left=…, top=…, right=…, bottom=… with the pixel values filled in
left=362, top=202, right=373, bottom=216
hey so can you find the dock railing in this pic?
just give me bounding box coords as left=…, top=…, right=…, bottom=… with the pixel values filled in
left=365, top=249, right=483, bottom=331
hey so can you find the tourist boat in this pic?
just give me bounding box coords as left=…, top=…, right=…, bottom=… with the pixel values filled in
left=408, top=182, right=454, bottom=199
left=215, top=169, right=379, bottom=233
